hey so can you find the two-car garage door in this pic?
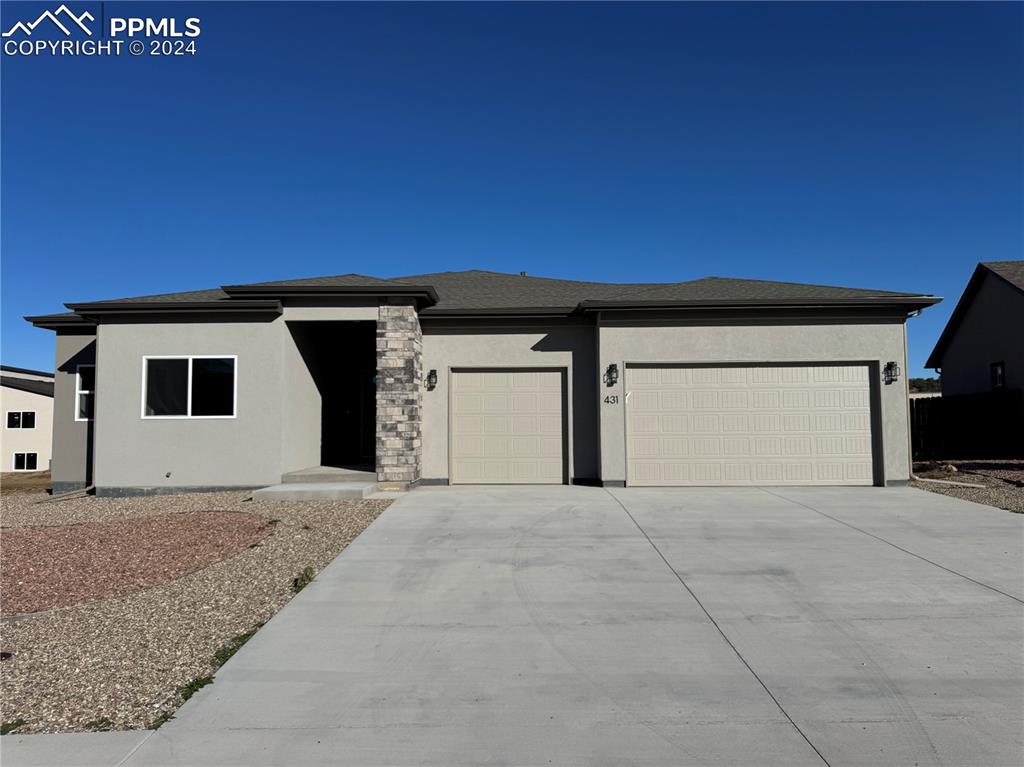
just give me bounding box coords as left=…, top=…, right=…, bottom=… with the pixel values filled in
left=626, top=364, right=876, bottom=486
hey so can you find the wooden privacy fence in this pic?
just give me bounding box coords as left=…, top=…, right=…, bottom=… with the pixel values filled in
left=910, top=388, right=1024, bottom=460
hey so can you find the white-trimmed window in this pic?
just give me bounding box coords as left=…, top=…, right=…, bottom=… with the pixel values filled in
left=13, top=452, right=38, bottom=471
left=6, top=411, right=36, bottom=429
left=142, top=356, right=237, bottom=418
left=76, top=365, right=95, bottom=421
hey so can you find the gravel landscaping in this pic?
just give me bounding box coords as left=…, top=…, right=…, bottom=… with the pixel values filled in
left=2, top=512, right=271, bottom=616
left=912, top=460, right=1024, bottom=514
left=0, top=490, right=389, bottom=734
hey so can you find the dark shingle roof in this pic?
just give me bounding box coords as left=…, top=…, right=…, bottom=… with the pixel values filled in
left=28, top=269, right=939, bottom=326
left=390, top=270, right=661, bottom=312
left=984, top=260, right=1024, bottom=292
left=235, top=273, right=415, bottom=290
left=1, top=376, right=54, bottom=397
left=579, top=276, right=925, bottom=308
left=392, top=270, right=930, bottom=313
left=84, top=287, right=230, bottom=304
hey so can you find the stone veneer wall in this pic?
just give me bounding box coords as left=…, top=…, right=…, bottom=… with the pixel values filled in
left=375, top=302, right=423, bottom=486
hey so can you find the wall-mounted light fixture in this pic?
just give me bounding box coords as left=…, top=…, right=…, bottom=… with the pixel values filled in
left=604, top=363, right=619, bottom=387
left=425, top=369, right=438, bottom=390
left=883, top=361, right=900, bottom=385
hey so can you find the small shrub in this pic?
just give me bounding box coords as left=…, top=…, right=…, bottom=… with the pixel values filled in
left=149, top=711, right=173, bottom=730
left=85, top=716, right=115, bottom=731
left=1, top=719, right=26, bottom=735
left=292, top=566, right=315, bottom=593
left=212, top=625, right=261, bottom=670
left=177, top=675, right=213, bottom=703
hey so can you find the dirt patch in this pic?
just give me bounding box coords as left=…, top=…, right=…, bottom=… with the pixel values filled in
left=0, top=490, right=389, bottom=733
left=1, top=471, right=51, bottom=495
left=1, top=512, right=270, bottom=616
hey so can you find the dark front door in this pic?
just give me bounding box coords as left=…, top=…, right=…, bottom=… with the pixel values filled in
left=322, top=366, right=376, bottom=469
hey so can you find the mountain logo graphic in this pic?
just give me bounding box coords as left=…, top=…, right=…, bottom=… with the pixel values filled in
left=2, top=4, right=94, bottom=37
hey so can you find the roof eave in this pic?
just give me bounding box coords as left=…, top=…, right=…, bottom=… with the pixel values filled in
left=24, top=312, right=96, bottom=330
left=220, top=284, right=439, bottom=305
left=64, top=300, right=284, bottom=320
left=0, top=365, right=54, bottom=378
left=0, top=377, right=54, bottom=397
left=420, top=306, right=577, bottom=318
left=578, top=296, right=941, bottom=312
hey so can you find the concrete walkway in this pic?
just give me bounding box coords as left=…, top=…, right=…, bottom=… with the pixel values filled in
left=4, top=486, right=1022, bottom=766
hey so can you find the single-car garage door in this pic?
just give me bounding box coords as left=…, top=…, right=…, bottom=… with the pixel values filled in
left=626, top=364, right=875, bottom=486
left=450, top=369, right=566, bottom=484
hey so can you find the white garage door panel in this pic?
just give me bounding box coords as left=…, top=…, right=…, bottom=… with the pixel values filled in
left=451, top=370, right=565, bottom=484
left=626, top=364, right=874, bottom=486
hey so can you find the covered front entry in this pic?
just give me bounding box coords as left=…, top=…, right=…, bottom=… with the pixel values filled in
left=450, top=368, right=566, bottom=484
left=625, top=363, right=876, bottom=486
left=288, top=321, right=377, bottom=471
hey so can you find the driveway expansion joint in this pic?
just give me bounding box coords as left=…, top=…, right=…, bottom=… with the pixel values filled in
left=115, top=731, right=155, bottom=767
left=604, top=489, right=833, bottom=767
left=759, top=487, right=1024, bottom=606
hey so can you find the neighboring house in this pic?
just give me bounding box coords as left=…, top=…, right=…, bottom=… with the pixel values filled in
left=1, top=365, right=55, bottom=473
left=26, top=270, right=939, bottom=495
left=926, top=261, right=1024, bottom=395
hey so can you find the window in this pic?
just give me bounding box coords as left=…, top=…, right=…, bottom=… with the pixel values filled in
left=76, top=365, right=95, bottom=421
left=6, top=411, right=36, bottom=429
left=143, top=356, right=236, bottom=418
left=13, top=452, right=38, bottom=471
left=991, top=361, right=1006, bottom=390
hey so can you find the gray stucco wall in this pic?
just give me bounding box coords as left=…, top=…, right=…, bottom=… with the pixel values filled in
left=597, top=316, right=912, bottom=486
left=938, top=273, right=1024, bottom=396
left=93, top=319, right=284, bottom=490
left=51, top=330, right=96, bottom=492
left=420, top=320, right=599, bottom=483
left=281, top=323, right=322, bottom=474
left=71, top=303, right=916, bottom=492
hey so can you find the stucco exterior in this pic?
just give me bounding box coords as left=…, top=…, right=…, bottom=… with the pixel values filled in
left=50, top=331, right=96, bottom=492
left=94, top=319, right=284, bottom=491
left=1, top=383, right=53, bottom=473
left=420, top=319, right=598, bottom=483
left=597, top=315, right=911, bottom=486
left=933, top=271, right=1024, bottom=396
left=29, top=270, right=936, bottom=493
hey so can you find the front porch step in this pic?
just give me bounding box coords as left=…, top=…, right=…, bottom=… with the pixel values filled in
left=281, top=466, right=376, bottom=484
left=251, top=481, right=376, bottom=501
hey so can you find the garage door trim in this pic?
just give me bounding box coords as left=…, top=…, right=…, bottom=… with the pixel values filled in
left=623, top=361, right=882, bottom=487
left=448, top=366, right=571, bottom=485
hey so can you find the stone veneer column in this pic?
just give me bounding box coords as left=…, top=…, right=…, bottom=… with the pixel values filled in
left=375, top=301, right=423, bottom=487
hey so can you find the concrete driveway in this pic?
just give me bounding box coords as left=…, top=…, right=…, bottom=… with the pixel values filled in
left=7, top=486, right=1023, bottom=766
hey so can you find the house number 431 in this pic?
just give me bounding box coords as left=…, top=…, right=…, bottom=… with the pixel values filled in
left=604, top=395, right=619, bottom=404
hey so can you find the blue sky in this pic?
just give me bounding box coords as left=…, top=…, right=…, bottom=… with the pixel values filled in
left=2, top=1, right=1021, bottom=376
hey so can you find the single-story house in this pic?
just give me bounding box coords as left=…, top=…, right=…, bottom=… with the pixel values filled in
left=27, top=270, right=939, bottom=495
left=926, top=260, right=1024, bottom=395
left=1, top=364, right=55, bottom=473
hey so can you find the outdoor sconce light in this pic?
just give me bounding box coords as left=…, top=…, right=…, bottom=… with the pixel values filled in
left=425, top=369, right=438, bottom=390
left=883, top=361, right=900, bottom=385
left=604, top=363, right=619, bottom=387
